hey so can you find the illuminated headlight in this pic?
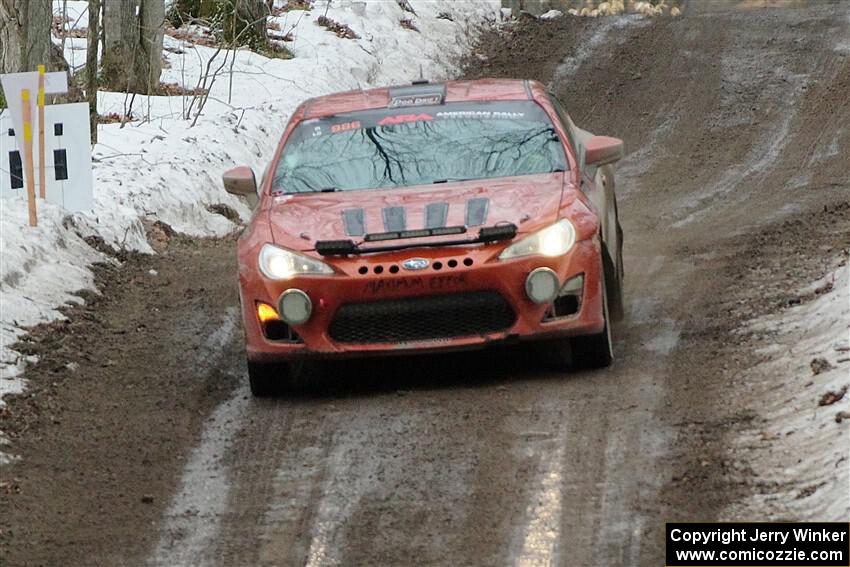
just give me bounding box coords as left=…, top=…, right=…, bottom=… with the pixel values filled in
left=259, top=243, right=334, bottom=280
left=498, top=220, right=576, bottom=260
left=278, top=289, right=312, bottom=325
left=525, top=268, right=560, bottom=304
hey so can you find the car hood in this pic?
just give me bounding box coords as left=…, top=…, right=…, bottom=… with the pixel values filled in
left=267, top=173, right=567, bottom=251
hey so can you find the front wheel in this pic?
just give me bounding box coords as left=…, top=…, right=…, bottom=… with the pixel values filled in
left=570, top=271, right=614, bottom=369
left=247, top=360, right=291, bottom=397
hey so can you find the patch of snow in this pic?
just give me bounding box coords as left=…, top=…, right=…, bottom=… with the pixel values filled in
left=0, top=1, right=500, bottom=392
left=0, top=450, right=20, bottom=466
left=514, top=420, right=567, bottom=566
left=810, top=129, right=843, bottom=164
left=672, top=58, right=809, bottom=227
left=644, top=318, right=681, bottom=355
left=617, top=110, right=679, bottom=189
left=723, top=261, right=850, bottom=521
left=0, top=431, right=19, bottom=465
left=548, top=15, right=645, bottom=88
left=1, top=199, right=104, bottom=404
left=540, top=10, right=563, bottom=20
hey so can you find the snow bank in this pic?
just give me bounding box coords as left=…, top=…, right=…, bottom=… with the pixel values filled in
left=0, top=0, right=500, bottom=402
left=724, top=261, right=850, bottom=520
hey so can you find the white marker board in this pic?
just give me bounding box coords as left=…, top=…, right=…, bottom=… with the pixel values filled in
left=0, top=70, right=68, bottom=152
left=0, top=102, right=93, bottom=212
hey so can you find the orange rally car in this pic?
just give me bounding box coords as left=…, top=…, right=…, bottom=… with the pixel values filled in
left=223, top=79, right=625, bottom=396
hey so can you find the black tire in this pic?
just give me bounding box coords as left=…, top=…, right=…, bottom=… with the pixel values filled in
left=571, top=270, right=614, bottom=369
left=531, top=339, right=572, bottom=372
left=247, top=360, right=290, bottom=397
left=605, top=247, right=625, bottom=323
left=615, top=222, right=625, bottom=282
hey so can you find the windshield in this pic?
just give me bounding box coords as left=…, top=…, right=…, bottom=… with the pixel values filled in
left=272, top=101, right=568, bottom=194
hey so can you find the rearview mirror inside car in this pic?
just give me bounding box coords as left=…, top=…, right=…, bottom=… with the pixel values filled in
left=223, top=166, right=257, bottom=196
left=584, top=136, right=624, bottom=167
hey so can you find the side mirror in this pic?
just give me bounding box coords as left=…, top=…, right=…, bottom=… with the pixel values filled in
left=584, top=136, right=624, bottom=167
left=223, top=165, right=257, bottom=196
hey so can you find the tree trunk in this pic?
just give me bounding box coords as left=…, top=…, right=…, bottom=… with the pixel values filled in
left=0, top=0, right=53, bottom=74
left=101, top=0, right=137, bottom=91
left=225, top=0, right=267, bottom=50
left=87, top=0, right=99, bottom=142
left=135, top=0, right=164, bottom=93
left=101, top=0, right=164, bottom=94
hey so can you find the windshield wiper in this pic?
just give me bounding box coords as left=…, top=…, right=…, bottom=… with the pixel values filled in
left=316, top=223, right=517, bottom=256
left=432, top=177, right=476, bottom=184
left=288, top=186, right=339, bottom=194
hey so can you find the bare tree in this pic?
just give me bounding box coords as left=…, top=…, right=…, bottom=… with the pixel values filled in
left=169, top=0, right=270, bottom=51
left=101, top=0, right=165, bottom=94
left=136, top=0, right=165, bottom=92
left=225, top=0, right=267, bottom=50
left=0, top=0, right=52, bottom=74
left=101, top=1, right=135, bottom=89
left=86, top=0, right=99, bottom=141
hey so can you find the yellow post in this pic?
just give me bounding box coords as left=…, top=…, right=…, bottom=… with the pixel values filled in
left=21, top=89, right=37, bottom=227
left=37, top=64, right=46, bottom=200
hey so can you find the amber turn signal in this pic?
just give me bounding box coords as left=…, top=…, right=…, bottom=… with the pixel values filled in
left=256, top=302, right=280, bottom=323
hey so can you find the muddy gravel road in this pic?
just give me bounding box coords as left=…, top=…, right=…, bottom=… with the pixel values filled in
left=2, top=2, right=849, bottom=566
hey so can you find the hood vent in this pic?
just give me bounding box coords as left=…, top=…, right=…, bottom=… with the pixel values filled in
left=425, top=202, right=449, bottom=229
left=465, top=197, right=490, bottom=226
left=381, top=206, right=406, bottom=232
left=339, top=198, right=493, bottom=237
left=342, top=208, right=365, bottom=236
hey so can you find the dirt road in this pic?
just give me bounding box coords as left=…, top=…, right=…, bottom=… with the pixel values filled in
left=2, top=2, right=848, bottom=565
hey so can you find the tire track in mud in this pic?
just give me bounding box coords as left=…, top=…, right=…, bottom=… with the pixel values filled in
left=669, top=7, right=848, bottom=228
left=547, top=15, right=648, bottom=90
left=0, top=238, right=244, bottom=567
left=149, top=308, right=248, bottom=567
left=211, top=362, right=523, bottom=566
left=487, top=17, right=722, bottom=563
left=512, top=417, right=567, bottom=567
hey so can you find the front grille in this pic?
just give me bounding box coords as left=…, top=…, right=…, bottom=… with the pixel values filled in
left=329, top=291, right=516, bottom=344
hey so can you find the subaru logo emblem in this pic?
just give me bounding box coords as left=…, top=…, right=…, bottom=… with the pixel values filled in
left=402, top=258, right=430, bottom=271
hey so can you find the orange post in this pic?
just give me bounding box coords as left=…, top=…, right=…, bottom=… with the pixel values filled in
left=21, top=89, right=37, bottom=227
left=37, top=64, right=46, bottom=200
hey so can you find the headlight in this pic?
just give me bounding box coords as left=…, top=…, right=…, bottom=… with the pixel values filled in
left=258, top=243, right=334, bottom=280
left=498, top=220, right=576, bottom=260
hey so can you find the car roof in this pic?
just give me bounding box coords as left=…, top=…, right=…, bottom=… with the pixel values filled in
left=301, top=79, right=542, bottom=120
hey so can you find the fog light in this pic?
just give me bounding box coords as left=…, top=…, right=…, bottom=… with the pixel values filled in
left=525, top=268, right=560, bottom=304
left=278, top=289, right=312, bottom=325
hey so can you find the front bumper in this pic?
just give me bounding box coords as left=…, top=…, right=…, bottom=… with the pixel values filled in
left=240, top=238, right=605, bottom=362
